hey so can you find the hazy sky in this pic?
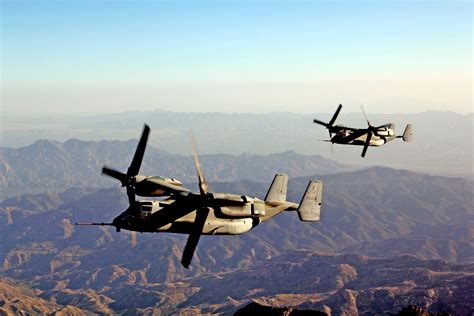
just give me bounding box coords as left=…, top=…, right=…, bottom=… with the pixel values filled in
left=1, top=0, right=472, bottom=116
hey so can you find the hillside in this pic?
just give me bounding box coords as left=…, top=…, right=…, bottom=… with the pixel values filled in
left=0, top=277, right=88, bottom=315
left=0, top=167, right=472, bottom=314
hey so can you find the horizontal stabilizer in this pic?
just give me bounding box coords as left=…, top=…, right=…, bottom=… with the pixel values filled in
left=265, top=174, right=288, bottom=202
left=402, top=124, right=413, bottom=142
left=297, top=180, right=323, bottom=222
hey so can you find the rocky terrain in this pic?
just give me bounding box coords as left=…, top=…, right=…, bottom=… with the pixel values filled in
left=0, top=251, right=472, bottom=315
left=233, top=303, right=455, bottom=316
left=234, top=301, right=328, bottom=315
left=0, top=167, right=472, bottom=314
left=0, top=277, right=88, bottom=315
left=0, top=139, right=352, bottom=199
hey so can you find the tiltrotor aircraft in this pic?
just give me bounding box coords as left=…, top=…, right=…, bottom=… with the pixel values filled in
left=76, top=125, right=323, bottom=268
left=313, top=104, right=413, bottom=157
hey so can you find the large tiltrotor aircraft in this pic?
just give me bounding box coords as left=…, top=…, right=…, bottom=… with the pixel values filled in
left=77, top=125, right=323, bottom=268
left=313, top=104, right=413, bottom=157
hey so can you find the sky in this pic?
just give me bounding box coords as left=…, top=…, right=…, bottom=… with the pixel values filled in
left=1, top=0, right=472, bottom=116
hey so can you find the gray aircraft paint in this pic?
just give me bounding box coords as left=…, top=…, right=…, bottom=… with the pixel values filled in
left=313, top=104, right=413, bottom=157
left=77, top=125, right=323, bottom=268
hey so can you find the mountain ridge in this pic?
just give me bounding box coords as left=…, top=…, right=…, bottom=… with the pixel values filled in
left=3, top=110, right=473, bottom=176
left=0, top=139, right=352, bottom=200
left=0, top=165, right=472, bottom=314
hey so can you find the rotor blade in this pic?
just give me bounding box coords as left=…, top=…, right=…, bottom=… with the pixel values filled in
left=190, top=132, right=209, bottom=195
left=181, top=208, right=209, bottom=268
left=181, top=231, right=201, bottom=269
left=131, top=231, right=137, bottom=248
left=127, top=187, right=135, bottom=205
left=328, top=104, right=343, bottom=126
left=102, top=166, right=127, bottom=185
left=360, top=105, right=372, bottom=128
left=361, top=132, right=372, bottom=158
left=127, top=124, right=150, bottom=177
left=313, top=118, right=329, bottom=127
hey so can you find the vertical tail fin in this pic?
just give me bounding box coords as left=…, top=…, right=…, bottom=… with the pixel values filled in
left=297, top=180, right=323, bottom=222
left=389, top=123, right=396, bottom=136
left=265, top=174, right=288, bottom=202
left=402, top=124, right=413, bottom=142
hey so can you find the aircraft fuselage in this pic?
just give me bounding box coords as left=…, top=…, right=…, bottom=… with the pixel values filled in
left=330, top=125, right=397, bottom=147
left=112, top=194, right=296, bottom=235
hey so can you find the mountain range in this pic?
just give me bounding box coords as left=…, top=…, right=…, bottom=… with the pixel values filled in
left=0, top=139, right=351, bottom=200
left=2, top=110, right=473, bottom=176
left=1, top=167, right=472, bottom=314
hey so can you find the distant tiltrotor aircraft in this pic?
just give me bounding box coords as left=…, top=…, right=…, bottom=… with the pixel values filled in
left=313, top=104, right=413, bottom=157
left=76, top=125, right=323, bottom=268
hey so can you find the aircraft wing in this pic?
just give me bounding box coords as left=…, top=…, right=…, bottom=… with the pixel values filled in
left=135, top=177, right=191, bottom=196
left=331, top=125, right=359, bottom=132
left=336, top=128, right=369, bottom=144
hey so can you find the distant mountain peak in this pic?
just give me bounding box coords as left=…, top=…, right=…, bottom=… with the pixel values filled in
left=0, top=139, right=353, bottom=200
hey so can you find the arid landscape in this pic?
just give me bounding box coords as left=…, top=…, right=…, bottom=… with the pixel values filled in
left=2, top=1, right=472, bottom=313
left=1, top=142, right=472, bottom=314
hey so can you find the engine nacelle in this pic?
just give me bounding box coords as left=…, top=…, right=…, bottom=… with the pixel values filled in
left=133, top=175, right=187, bottom=197
left=371, top=138, right=386, bottom=146
left=219, top=201, right=266, bottom=218
left=220, top=205, right=251, bottom=217
left=136, top=175, right=183, bottom=187
left=208, top=218, right=254, bottom=235
left=210, top=193, right=250, bottom=202
left=375, top=124, right=395, bottom=137
left=163, top=177, right=183, bottom=187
